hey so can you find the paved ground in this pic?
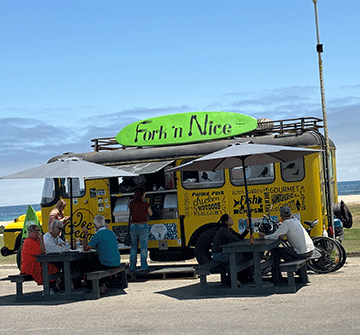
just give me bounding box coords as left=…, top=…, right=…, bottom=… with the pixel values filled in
left=0, top=257, right=359, bottom=335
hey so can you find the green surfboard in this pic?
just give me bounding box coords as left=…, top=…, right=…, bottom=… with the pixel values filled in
left=22, top=205, right=42, bottom=239
left=116, top=111, right=257, bottom=147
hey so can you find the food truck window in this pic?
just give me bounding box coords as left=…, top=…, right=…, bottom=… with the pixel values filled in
left=330, top=150, right=335, bottom=180
left=41, top=178, right=56, bottom=204
left=280, top=158, right=305, bottom=182
left=180, top=159, right=224, bottom=189
left=59, top=178, right=86, bottom=198
left=230, top=163, right=274, bottom=186
left=182, top=170, right=224, bottom=189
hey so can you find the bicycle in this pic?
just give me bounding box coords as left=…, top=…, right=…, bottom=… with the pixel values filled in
left=303, top=219, right=346, bottom=273
left=258, top=209, right=346, bottom=274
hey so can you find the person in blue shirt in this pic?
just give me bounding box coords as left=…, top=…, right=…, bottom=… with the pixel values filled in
left=82, top=215, right=121, bottom=293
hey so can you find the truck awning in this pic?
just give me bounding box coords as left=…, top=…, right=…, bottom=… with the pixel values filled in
left=114, top=160, right=174, bottom=175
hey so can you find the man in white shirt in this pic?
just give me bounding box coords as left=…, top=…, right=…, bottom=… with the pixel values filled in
left=259, top=206, right=314, bottom=283
left=43, top=220, right=67, bottom=253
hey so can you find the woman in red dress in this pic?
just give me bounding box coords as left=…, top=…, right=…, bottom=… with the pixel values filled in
left=20, top=224, right=59, bottom=286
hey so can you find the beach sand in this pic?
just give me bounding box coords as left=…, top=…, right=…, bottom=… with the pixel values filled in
left=0, top=221, right=12, bottom=228
left=339, top=194, right=360, bottom=204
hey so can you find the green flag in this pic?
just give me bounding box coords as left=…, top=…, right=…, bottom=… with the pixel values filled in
left=22, top=205, right=41, bottom=239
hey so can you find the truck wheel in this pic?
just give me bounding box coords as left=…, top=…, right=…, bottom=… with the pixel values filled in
left=14, top=234, right=22, bottom=251
left=1, top=246, right=9, bottom=257
left=195, top=227, right=218, bottom=265
left=16, top=245, right=22, bottom=270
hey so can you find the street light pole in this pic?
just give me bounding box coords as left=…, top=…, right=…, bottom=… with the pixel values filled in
left=312, top=0, right=334, bottom=236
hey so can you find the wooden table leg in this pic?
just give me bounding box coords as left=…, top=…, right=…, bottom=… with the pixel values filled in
left=229, top=253, right=238, bottom=289
left=63, top=261, right=72, bottom=294
left=253, top=251, right=263, bottom=290
left=42, top=261, right=50, bottom=295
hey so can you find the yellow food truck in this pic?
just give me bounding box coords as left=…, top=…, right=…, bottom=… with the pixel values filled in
left=1, top=113, right=341, bottom=265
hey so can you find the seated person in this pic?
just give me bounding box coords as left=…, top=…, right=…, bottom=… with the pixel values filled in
left=259, top=206, right=315, bottom=283
left=212, top=214, right=253, bottom=284
left=20, top=224, right=60, bottom=291
left=82, top=215, right=121, bottom=293
left=43, top=220, right=67, bottom=253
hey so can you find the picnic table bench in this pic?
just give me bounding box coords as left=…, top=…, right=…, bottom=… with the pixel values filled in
left=194, top=259, right=254, bottom=290
left=194, top=261, right=228, bottom=289
left=85, top=263, right=128, bottom=299
left=279, top=249, right=321, bottom=293
left=8, top=272, right=62, bottom=301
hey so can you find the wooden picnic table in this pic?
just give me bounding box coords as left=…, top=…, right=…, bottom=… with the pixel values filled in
left=222, top=238, right=280, bottom=292
left=36, top=250, right=97, bottom=298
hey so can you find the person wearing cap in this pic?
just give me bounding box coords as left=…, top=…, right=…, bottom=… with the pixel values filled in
left=259, top=205, right=314, bottom=283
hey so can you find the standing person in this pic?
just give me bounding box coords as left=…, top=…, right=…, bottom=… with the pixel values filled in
left=82, top=215, right=121, bottom=294
left=259, top=206, right=315, bottom=283
left=212, top=214, right=252, bottom=284
left=48, top=199, right=69, bottom=225
left=20, top=224, right=60, bottom=291
left=128, top=188, right=153, bottom=272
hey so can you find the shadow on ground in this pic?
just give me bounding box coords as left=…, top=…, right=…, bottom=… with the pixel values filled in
left=155, top=282, right=277, bottom=300
left=0, top=287, right=127, bottom=306
left=155, top=277, right=309, bottom=300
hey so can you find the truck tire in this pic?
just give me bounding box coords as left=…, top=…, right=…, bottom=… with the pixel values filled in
left=195, top=227, right=218, bottom=265
left=1, top=246, right=9, bottom=257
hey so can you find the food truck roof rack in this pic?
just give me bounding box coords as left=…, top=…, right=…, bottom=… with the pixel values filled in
left=90, top=116, right=324, bottom=152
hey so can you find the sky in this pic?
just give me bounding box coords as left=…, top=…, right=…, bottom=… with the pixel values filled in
left=1, top=0, right=359, bottom=207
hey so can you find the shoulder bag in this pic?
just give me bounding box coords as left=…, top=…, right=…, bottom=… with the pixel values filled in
left=124, top=202, right=133, bottom=247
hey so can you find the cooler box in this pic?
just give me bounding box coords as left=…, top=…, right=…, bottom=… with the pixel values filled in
left=113, top=196, right=131, bottom=223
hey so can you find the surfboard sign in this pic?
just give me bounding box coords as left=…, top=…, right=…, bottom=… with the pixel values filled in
left=22, top=205, right=42, bottom=240
left=116, top=112, right=257, bottom=147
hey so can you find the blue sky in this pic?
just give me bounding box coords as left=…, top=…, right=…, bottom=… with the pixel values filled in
left=1, top=0, right=359, bottom=206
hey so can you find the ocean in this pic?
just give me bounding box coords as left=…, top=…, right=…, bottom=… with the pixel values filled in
left=0, top=180, right=359, bottom=223
left=0, top=204, right=41, bottom=223
left=337, top=180, right=360, bottom=196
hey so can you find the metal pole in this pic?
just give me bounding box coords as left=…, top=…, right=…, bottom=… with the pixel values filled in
left=241, top=156, right=253, bottom=242
left=70, top=178, right=74, bottom=249
left=312, top=0, right=334, bottom=236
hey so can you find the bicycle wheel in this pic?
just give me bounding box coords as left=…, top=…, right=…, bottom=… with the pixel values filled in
left=333, top=238, right=347, bottom=271
left=324, top=237, right=346, bottom=272
left=307, top=237, right=344, bottom=274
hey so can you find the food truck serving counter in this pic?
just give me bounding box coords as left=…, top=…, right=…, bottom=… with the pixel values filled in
left=111, top=190, right=179, bottom=247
